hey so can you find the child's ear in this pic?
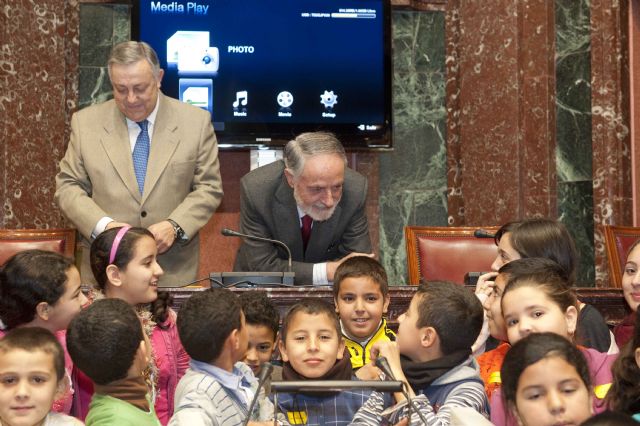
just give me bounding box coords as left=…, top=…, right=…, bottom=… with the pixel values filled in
left=278, top=338, right=289, bottom=362
left=635, top=347, right=640, bottom=368
left=334, top=299, right=339, bottom=314
left=382, top=296, right=390, bottom=315
left=106, top=264, right=123, bottom=288
left=420, top=326, right=438, bottom=349
left=564, top=305, right=578, bottom=336
left=336, top=336, right=346, bottom=360
left=35, top=302, right=51, bottom=321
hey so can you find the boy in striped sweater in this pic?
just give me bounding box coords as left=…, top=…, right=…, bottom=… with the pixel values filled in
left=350, top=281, right=489, bottom=426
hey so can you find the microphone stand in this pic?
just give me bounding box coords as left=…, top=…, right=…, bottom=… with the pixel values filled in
left=222, top=228, right=293, bottom=273
left=243, top=363, right=274, bottom=426
left=376, top=357, right=429, bottom=425
left=221, top=228, right=295, bottom=285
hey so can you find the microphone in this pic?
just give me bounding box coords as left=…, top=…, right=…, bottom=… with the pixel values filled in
left=473, top=228, right=496, bottom=239
left=243, top=362, right=274, bottom=426
left=173, top=276, right=216, bottom=288
left=375, top=356, right=396, bottom=380
left=375, top=357, right=429, bottom=425
left=222, top=228, right=293, bottom=273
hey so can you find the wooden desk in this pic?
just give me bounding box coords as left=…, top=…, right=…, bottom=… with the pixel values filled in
left=164, top=285, right=630, bottom=329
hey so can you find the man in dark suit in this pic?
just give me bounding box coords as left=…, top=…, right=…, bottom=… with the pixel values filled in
left=56, top=41, right=223, bottom=286
left=233, top=132, right=372, bottom=284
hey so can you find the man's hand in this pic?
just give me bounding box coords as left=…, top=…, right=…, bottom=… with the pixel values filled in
left=327, top=252, right=374, bottom=281
left=148, top=220, right=176, bottom=254
left=105, top=221, right=130, bottom=230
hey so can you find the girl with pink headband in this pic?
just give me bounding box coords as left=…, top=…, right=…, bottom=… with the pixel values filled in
left=73, top=226, right=188, bottom=425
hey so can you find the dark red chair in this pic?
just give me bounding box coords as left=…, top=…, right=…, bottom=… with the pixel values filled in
left=404, top=226, right=500, bottom=285
left=603, top=225, right=640, bottom=288
left=0, top=228, right=76, bottom=265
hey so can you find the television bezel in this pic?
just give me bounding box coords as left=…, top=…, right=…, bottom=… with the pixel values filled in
left=131, top=0, right=393, bottom=150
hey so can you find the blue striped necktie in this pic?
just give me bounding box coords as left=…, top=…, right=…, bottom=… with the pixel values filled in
left=132, top=120, right=150, bottom=194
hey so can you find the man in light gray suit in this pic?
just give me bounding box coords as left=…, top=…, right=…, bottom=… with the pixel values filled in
left=56, top=41, right=223, bottom=286
left=233, top=132, right=372, bottom=285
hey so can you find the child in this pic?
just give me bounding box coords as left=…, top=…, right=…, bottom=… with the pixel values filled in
left=350, top=281, right=489, bottom=425
left=66, top=298, right=160, bottom=425
left=170, top=288, right=280, bottom=425
left=0, top=249, right=88, bottom=414
left=500, top=332, right=594, bottom=426
left=615, top=239, right=640, bottom=347
left=491, top=257, right=616, bottom=425
left=333, top=256, right=395, bottom=379
left=0, top=327, right=84, bottom=426
left=88, top=226, right=189, bottom=424
left=239, top=291, right=282, bottom=395
left=607, top=309, right=640, bottom=420
left=483, top=219, right=615, bottom=354
left=476, top=267, right=511, bottom=399
left=276, top=298, right=370, bottom=426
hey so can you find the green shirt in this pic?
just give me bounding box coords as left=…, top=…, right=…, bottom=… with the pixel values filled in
left=86, top=394, right=161, bottom=426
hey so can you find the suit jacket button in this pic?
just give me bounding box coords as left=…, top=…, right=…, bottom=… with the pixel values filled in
left=141, top=211, right=147, bottom=218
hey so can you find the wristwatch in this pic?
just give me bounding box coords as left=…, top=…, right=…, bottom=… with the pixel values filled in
left=167, top=219, right=186, bottom=241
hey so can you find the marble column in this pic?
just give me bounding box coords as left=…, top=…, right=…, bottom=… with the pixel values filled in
left=446, top=0, right=557, bottom=226
left=0, top=1, right=79, bottom=228
left=590, top=0, right=633, bottom=286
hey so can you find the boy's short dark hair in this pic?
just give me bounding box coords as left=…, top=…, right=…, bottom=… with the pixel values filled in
left=415, top=281, right=483, bottom=355
left=281, top=298, right=340, bottom=343
left=332, top=256, right=389, bottom=299
left=0, top=327, right=65, bottom=381
left=66, top=298, right=144, bottom=385
left=238, top=291, right=280, bottom=338
left=178, top=288, right=242, bottom=362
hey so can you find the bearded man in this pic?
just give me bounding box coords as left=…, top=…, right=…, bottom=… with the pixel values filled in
left=233, top=132, right=372, bottom=285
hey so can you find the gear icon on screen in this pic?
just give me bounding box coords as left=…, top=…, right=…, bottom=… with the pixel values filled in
left=320, top=90, right=338, bottom=109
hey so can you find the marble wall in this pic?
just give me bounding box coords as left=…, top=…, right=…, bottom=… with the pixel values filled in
left=1, top=1, right=78, bottom=229
left=2, top=0, right=633, bottom=287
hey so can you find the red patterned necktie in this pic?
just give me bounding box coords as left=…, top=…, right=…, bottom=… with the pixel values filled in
left=301, top=214, right=313, bottom=251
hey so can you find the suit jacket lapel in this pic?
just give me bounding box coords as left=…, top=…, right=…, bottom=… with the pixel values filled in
left=100, top=105, right=141, bottom=202
left=305, top=204, right=341, bottom=261
left=273, top=177, right=305, bottom=260
left=143, top=94, right=180, bottom=204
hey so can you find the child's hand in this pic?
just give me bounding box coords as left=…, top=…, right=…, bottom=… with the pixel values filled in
left=370, top=341, right=403, bottom=380
left=393, top=418, right=409, bottom=426
left=355, top=362, right=381, bottom=380
left=475, top=272, right=498, bottom=298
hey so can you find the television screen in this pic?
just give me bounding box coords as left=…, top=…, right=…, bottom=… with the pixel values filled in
left=133, top=0, right=392, bottom=149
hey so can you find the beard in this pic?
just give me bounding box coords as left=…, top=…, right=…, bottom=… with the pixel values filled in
left=293, top=188, right=339, bottom=222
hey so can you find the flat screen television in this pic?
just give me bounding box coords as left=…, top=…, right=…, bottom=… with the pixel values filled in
left=133, top=0, right=392, bottom=149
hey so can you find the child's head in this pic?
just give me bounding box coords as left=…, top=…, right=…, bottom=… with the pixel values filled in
left=90, top=226, right=163, bottom=305
left=279, top=298, right=345, bottom=379
left=396, top=281, right=483, bottom=362
left=482, top=269, right=510, bottom=342
left=178, top=288, right=247, bottom=364
left=607, top=309, right=640, bottom=415
left=0, top=250, right=86, bottom=332
left=333, top=256, right=390, bottom=340
left=621, top=239, right=640, bottom=313
left=66, top=298, right=147, bottom=385
left=501, top=332, right=593, bottom=426
left=0, top=327, right=66, bottom=426
left=500, top=258, right=578, bottom=345
left=238, top=291, right=280, bottom=376
left=492, top=219, right=577, bottom=284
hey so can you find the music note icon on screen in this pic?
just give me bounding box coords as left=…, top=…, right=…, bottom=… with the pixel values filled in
left=233, top=90, right=248, bottom=108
